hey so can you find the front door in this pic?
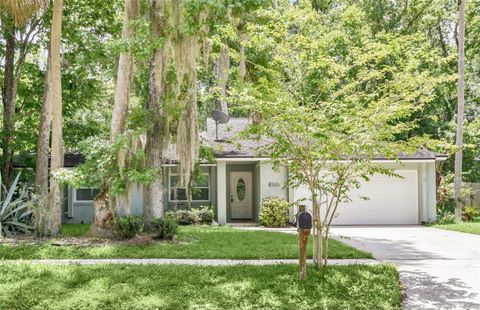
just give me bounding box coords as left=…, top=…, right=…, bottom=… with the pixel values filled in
left=230, top=171, right=253, bottom=219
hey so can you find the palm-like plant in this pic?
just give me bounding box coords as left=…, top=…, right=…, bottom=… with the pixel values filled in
left=0, top=0, right=48, bottom=25
left=0, top=173, right=34, bottom=237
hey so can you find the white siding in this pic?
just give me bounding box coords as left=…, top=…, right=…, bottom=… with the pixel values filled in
left=259, top=163, right=289, bottom=201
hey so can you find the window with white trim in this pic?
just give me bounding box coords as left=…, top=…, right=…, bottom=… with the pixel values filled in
left=169, top=173, right=210, bottom=202
left=73, top=188, right=98, bottom=202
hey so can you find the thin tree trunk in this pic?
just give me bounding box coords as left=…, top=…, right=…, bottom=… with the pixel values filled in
left=33, top=50, right=52, bottom=234
left=144, top=0, right=167, bottom=229
left=312, top=224, right=318, bottom=265
left=35, top=51, right=52, bottom=195
left=1, top=18, right=16, bottom=190
left=48, top=0, right=65, bottom=236
left=106, top=0, right=139, bottom=222
left=312, top=196, right=322, bottom=268
left=318, top=227, right=323, bottom=267
left=323, top=227, right=330, bottom=266
left=454, top=0, right=466, bottom=222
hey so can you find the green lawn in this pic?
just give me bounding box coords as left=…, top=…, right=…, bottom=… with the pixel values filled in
left=0, top=263, right=401, bottom=310
left=432, top=222, right=480, bottom=235
left=0, top=225, right=371, bottom=260
left=61, top=224, right=92, bottom=237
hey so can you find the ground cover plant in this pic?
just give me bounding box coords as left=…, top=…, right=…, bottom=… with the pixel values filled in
left=0, top=225, right=370, bottom=260
left=0, top=263, right=401, bottom=310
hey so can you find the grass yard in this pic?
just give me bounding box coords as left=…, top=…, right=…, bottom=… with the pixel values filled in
left=432, top=222, right=480, bottom=235
left=0, top=225, right=371, bottom=260
left=61, top=224, right=92, bottom=237
left=0, top=263, right=401, bottom=310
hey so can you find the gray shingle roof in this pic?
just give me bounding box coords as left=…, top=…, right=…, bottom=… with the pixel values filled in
left=203, top=117, right=266, bottom=158
left=14, top=118, right=446, bottom=168
left=201, top=117, right=445, bottom=161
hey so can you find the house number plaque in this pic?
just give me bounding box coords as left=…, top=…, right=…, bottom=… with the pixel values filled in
left=268, top=182, right=280, bottom=188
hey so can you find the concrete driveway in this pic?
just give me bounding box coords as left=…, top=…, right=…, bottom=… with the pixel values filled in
left=331, top=226, right=480, bottom=310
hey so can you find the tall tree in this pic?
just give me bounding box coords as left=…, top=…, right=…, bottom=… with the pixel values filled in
left=34, top=50, right=51, bottom=199
left=1, top=16, right=16, bottom=190
left=110, top=0, right=139, bottom=142
left=47, top=0, right=64, bottom=236
left=454, top=0, right=466, bottom=222
left=240, top=3, right=448, bottom=267
left=144, top=0, right=168, bottom=228
left=109, top=0, right=139, bottom=216
left=87, top=0, right=139, bottom=236
left=0, top=0, right=45, bottom=188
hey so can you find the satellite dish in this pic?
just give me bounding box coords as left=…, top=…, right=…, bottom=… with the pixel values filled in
left=211, top=110, right=229, bottom=124
left=211, top=109, right=230, bottom=141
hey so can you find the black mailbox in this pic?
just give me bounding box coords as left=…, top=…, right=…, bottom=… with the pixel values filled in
left=297, top=211, right=312, bottom=230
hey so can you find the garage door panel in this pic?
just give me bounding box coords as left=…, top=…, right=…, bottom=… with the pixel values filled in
left=293, top=170, right=419, bottom=225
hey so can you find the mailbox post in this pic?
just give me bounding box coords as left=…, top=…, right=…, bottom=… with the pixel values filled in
left=296, top=205, right=312, bottom=281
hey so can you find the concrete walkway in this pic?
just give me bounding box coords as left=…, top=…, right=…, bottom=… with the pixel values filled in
left=331, top=226, right=480, bottom=310
left=2, top=258, right=376, bottom=266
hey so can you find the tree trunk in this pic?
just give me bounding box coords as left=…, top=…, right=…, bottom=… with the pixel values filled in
left=35, top=51, right=52, bottom=196
left=1, top=18, right=16, bottom=190
left=310, top=190, right=322, bottom=268
left=33, top=50, right=53, bottom=235
left=90, top=185, right=114, bottom=238
left=110, top=0, right=138, bottom=141
left=106, top=0, right=139, bottom=222
left=323, top=227, right=330, bottom=266
left=48, top=0, right=65, bottom=236
left=454, top=0, right=466, bottom=222
left=144, top=0, right=168, bottom=229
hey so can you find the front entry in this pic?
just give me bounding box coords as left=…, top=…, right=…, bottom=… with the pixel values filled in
left=229, top=171, right=253, bottom=219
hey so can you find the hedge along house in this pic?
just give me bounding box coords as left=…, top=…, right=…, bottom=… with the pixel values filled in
left=59, top=117, right=447, bottom=225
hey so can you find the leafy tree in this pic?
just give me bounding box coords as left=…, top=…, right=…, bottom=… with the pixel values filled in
left=0, top=0, right=47, bottom=189
left=242, top=3, right=449, bottom=266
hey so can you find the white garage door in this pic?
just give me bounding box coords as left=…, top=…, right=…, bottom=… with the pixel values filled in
left=292, top=170, right=419, bottom=225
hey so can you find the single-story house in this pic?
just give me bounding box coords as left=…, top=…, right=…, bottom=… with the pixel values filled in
left=59, top=117, right=446, bottom=225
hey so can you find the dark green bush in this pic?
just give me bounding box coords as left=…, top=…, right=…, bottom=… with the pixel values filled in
left=112, top=215, right=143, bottom=239
left=259, top=197, right=290, bottom=227
left=175, top=210, right=195, bottom=225
left=193, top=206, right=214, bottom=225
left=150, top=217, right=178, bottom=240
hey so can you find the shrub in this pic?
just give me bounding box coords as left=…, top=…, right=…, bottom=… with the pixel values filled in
left=436, top=213, right=456, bottom=225
left=259, top=197, right=290, bottom=227
left=150, top=217, right=178, bottom=240
left=175, top=210, right=195, bottom=225
left=1, top=173, right=34, bottom=237
left=164, top=210, right=175, bottom=220
left=193, top=206, right=214, bottom=225
left=463, top=206, right=480, bottom=222
left=112, top=215, right=143, bottom=239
